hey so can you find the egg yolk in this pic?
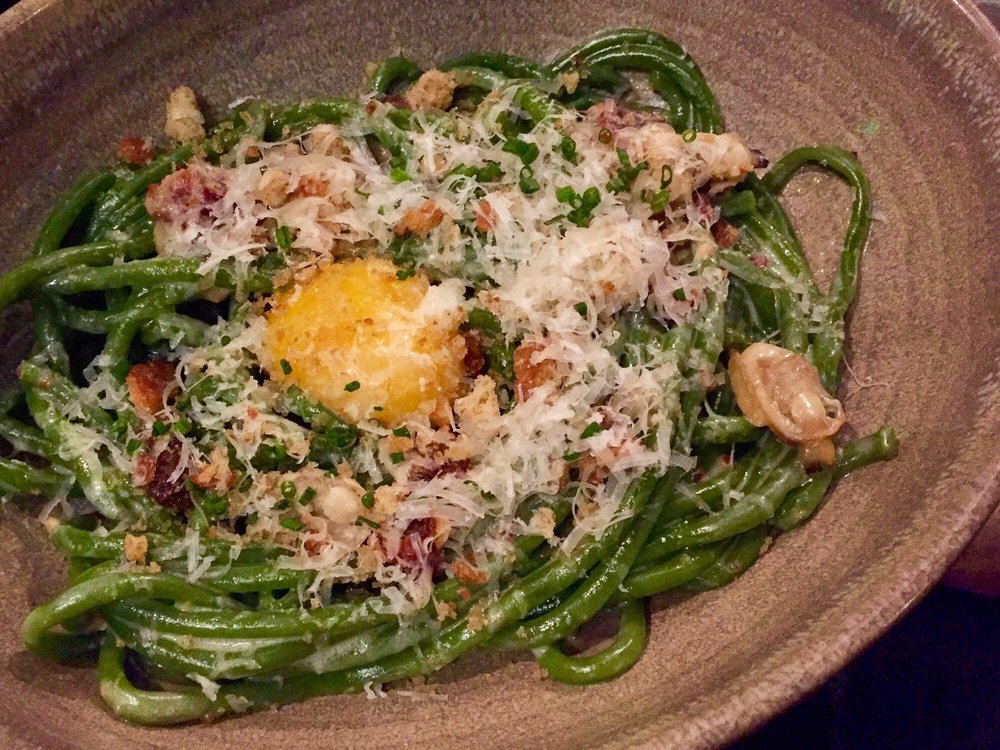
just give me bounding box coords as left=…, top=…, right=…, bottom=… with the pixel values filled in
left=263, top=258, right=466, bottom=426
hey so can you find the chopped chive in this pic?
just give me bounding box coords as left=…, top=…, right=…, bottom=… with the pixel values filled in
left=355, top=515, right=380, bottom=529
left=557, top=185, right=601, bottom=228
left=649, top=189, right=670, bottom=214
left=220, top=335, right=232, bottom=345
left=344, top=381, right=361, bottom=392
left=581, top=421, right=604, bottom=439
left=660, top=164, right=673, bottom=188
left=467, top=307, right=503, bottom=337
left=280, top=518, right=305, bottom=532
left=681, top=128, right=696, bottom=143
left=598, top=127, right=612, bottom=144
left=573, top=302, right=588, bottom=316
left=563, top=451, right=581, bottom=462
left=274, top=225, right=293, bottom=250
left=673, top=288, right=687, bottom=301
left=389, top=451, right=405, bottom=464
left=396, top=268, right=414, bottom=280
left=606, top=149, right=648, bottom=194
left=173, top=418, right=192, bottom=435
left=555, top=186, right=576, bottom=203
left=239, top=475, right=253, bottom=493
left=280, top=480, right=297, bottom=501
left=279, top=359, right=293, bottom=375
left=446, top=161, right=504, bottom=182
left=126, top=438, right=142, bottom=455
left=392, top=426, right=411, bottom=437
left=299, top=487, right=317, bottom=506
left=111, top=415, right=129, bottom=437
left=559, top=136, right=577, bottom=163
left=361, top=491, right=375, bottom=509
left=518, top=165, right=540, bottom=194
left=151, top=420, right=169, bottom=436
left=390, top=166, right=410, bottom=182
left=501, top=137, right=539, bottom=165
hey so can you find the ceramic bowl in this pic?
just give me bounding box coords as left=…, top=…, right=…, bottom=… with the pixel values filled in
left=1, top=1, right=999, bottom=747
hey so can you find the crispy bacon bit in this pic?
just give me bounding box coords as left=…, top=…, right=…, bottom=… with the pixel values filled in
left=408, top=458, right=473, bottom=483
left=513, top=343, right=558, bottom=403
left=377, top=94, right=412, bottom=111
left=190, top=446, right=236, bottom=493
left=452, top=558, right=489, bottom=585
left=125, top=360, right=176, bottom=416
left=292, top=175, right=330, bottom=199
left=393, top=199, right=445, bottom=237
left=692, top=190, right=720, bottom=225
left=474, top=200, right=498, bottom=232
left=749, top=253, right=769, bottom=268
left=144, top=166, right=227, bottom=223
left=462, top=330, right=487, bottom=376
left=585, top=100, right=664, bottom=136
left=144, top=440, right=192, bottom=512
left=304, top=537, right=327, bottom=557
left=390, top=517, right=448, bottom=572
left=118, top=136, right=155, bottom=166
left=711, top=218, right=740, bottom=248
left=132, top=451, right=155, bottom=487
left=365, top=100, right=378, bottom=115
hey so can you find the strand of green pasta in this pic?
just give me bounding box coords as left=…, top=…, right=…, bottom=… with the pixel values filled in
left=97, top=477, right=654, bottom=722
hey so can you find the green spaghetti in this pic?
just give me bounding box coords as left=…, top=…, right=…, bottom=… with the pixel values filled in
left=0, top=29, right=896, bottom=724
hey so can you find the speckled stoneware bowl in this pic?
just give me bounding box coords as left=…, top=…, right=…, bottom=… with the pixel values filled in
left=1, top=1, right=999, bottom=747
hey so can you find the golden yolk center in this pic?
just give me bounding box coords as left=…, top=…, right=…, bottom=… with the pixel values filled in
left=263, top=258, right=466, bottom=426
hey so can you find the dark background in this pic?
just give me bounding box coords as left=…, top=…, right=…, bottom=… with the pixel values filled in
left=1, top=1, right=998, bottom=747
left=736, top=587, right=1000, bottom=749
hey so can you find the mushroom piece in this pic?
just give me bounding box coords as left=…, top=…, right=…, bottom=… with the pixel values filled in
left=728, top=343, right=846, bottom=463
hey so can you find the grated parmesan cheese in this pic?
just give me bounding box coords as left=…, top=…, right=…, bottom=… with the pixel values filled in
left=93, top=84, right=756, bottom=613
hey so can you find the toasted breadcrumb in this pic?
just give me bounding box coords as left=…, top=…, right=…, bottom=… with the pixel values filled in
left=467, top=603, right=487, bottom=632
left=165, top=85, right=205, bottom=143
left=435, top=601, right=457, bottom=622
left=528, top=507, right=557, bottom=540
left=404, top=70, right=457, bottom=111
left=452, top=559, right=489, bottom=585
left=123, top=533, right=148, bottom=564
left=394, top=199, right=445, bottom=237
left=558, top=71, right=580, bottom=94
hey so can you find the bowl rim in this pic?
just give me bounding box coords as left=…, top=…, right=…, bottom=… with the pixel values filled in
left=0, top=0, right=999, bottom=747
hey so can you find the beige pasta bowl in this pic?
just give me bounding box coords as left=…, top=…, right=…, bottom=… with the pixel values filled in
left=1, top=0, right=999, bottom=748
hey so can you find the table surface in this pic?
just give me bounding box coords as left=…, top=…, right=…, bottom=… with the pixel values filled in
left=1, top=2, right=998, bottom=748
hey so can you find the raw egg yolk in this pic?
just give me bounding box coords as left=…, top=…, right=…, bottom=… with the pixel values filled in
left=263, top=258, right=466, bottom=426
